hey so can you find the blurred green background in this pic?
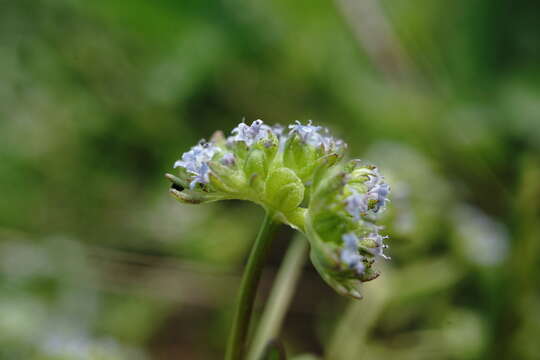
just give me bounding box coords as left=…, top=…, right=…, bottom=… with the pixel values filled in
left=1, top=0, right=539, bottom=359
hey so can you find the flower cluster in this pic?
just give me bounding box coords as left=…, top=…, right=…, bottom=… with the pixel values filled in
left=344, top=165, right=390, bottom=214
left=167, top=120, right=344, bottom=222
left=167, top=120, right=390, bottom=299
left=289, top=120, right=345, bottom=152
left=173, top=140, right=219, bottom=189
left=305, top=158, right=390, bottom=298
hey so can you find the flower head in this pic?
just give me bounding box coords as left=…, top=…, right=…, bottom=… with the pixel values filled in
left=282, top=121, right=346, bottom=182
left=167, top=119, right=391, bottom=299
left=306, top=160, right=390, bottom=299
left=174, top=140, right=220, bottom=189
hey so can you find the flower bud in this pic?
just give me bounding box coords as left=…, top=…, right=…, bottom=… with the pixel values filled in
left=264, top=168, right=304, bottom=213
left=283, top=121, right=346, bottom=183
left=243, top=148, right=268, bottom=191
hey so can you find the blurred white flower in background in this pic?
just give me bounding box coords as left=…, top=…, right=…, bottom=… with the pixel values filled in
left=40, top=331, right=146, bottom=360
left=453, top=205, right=509, bottom=267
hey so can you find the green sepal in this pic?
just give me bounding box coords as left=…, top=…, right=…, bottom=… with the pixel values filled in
left=244, top=148, right=268, bottom=192
left=228, top=140, right=250, bottom=162
left=309, top=167, right=346, bottom=214
left=173, top=167, right=195, bottom=189
left=207, top=172, right=236, bottom=194
left=208, top=161, right=246, bottom=192
left=165, top=173, right=189, bottom=190
left=347, top=161, right=376, bottom=188
left=259, top=131, right=280, bottom=162
left=169, top=187, right=225, bottom=205
left=305, top=214, right=364, bottom=299
left=283, top=137, right=318, bottom=182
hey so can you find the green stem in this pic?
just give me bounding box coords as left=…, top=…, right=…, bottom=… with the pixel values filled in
left=225, top=212, right=278, bottom=360
left=247, top=234, right=308, bottom=360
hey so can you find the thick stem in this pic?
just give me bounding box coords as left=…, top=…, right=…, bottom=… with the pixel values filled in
left=225, top=212, right=278, bottom=360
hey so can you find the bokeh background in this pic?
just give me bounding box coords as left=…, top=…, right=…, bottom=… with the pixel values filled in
left=1, top=0, right=540, bottom=359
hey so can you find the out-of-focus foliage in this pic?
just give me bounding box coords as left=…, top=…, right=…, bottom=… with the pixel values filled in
left=1, top=0, right=539, bottom=359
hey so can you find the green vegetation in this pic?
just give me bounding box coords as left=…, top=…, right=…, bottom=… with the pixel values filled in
left=1, top=0, right=539, bottom=359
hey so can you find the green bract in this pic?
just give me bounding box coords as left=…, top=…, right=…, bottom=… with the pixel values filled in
left=166, top=120, right=390, bottom=298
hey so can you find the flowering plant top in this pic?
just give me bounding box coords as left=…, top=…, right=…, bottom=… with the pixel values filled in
left=166, top=120, right=390, bottom=299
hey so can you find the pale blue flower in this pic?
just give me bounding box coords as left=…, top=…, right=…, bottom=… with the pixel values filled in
left=345, top=190, right=368, bottom=220
left=221, top=152, right=236, bottom=166
left=288, top=120, right=323, bottom=146
left=189, top=162, right=210, bottom=189
left=362, top=167, right=391, bottom=213
left=367, top=182, right=390, bottom=212
left=271, top=124, right=285, bottom=138
left=288, top=120, right=345, bottom=152
left=340, top=232, right=366, bottom=275
left=229, top=119, right=272, bottom=147
left=174, top=140, right=220, bottom=189
left=361, top=232, right=390, bottom=260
